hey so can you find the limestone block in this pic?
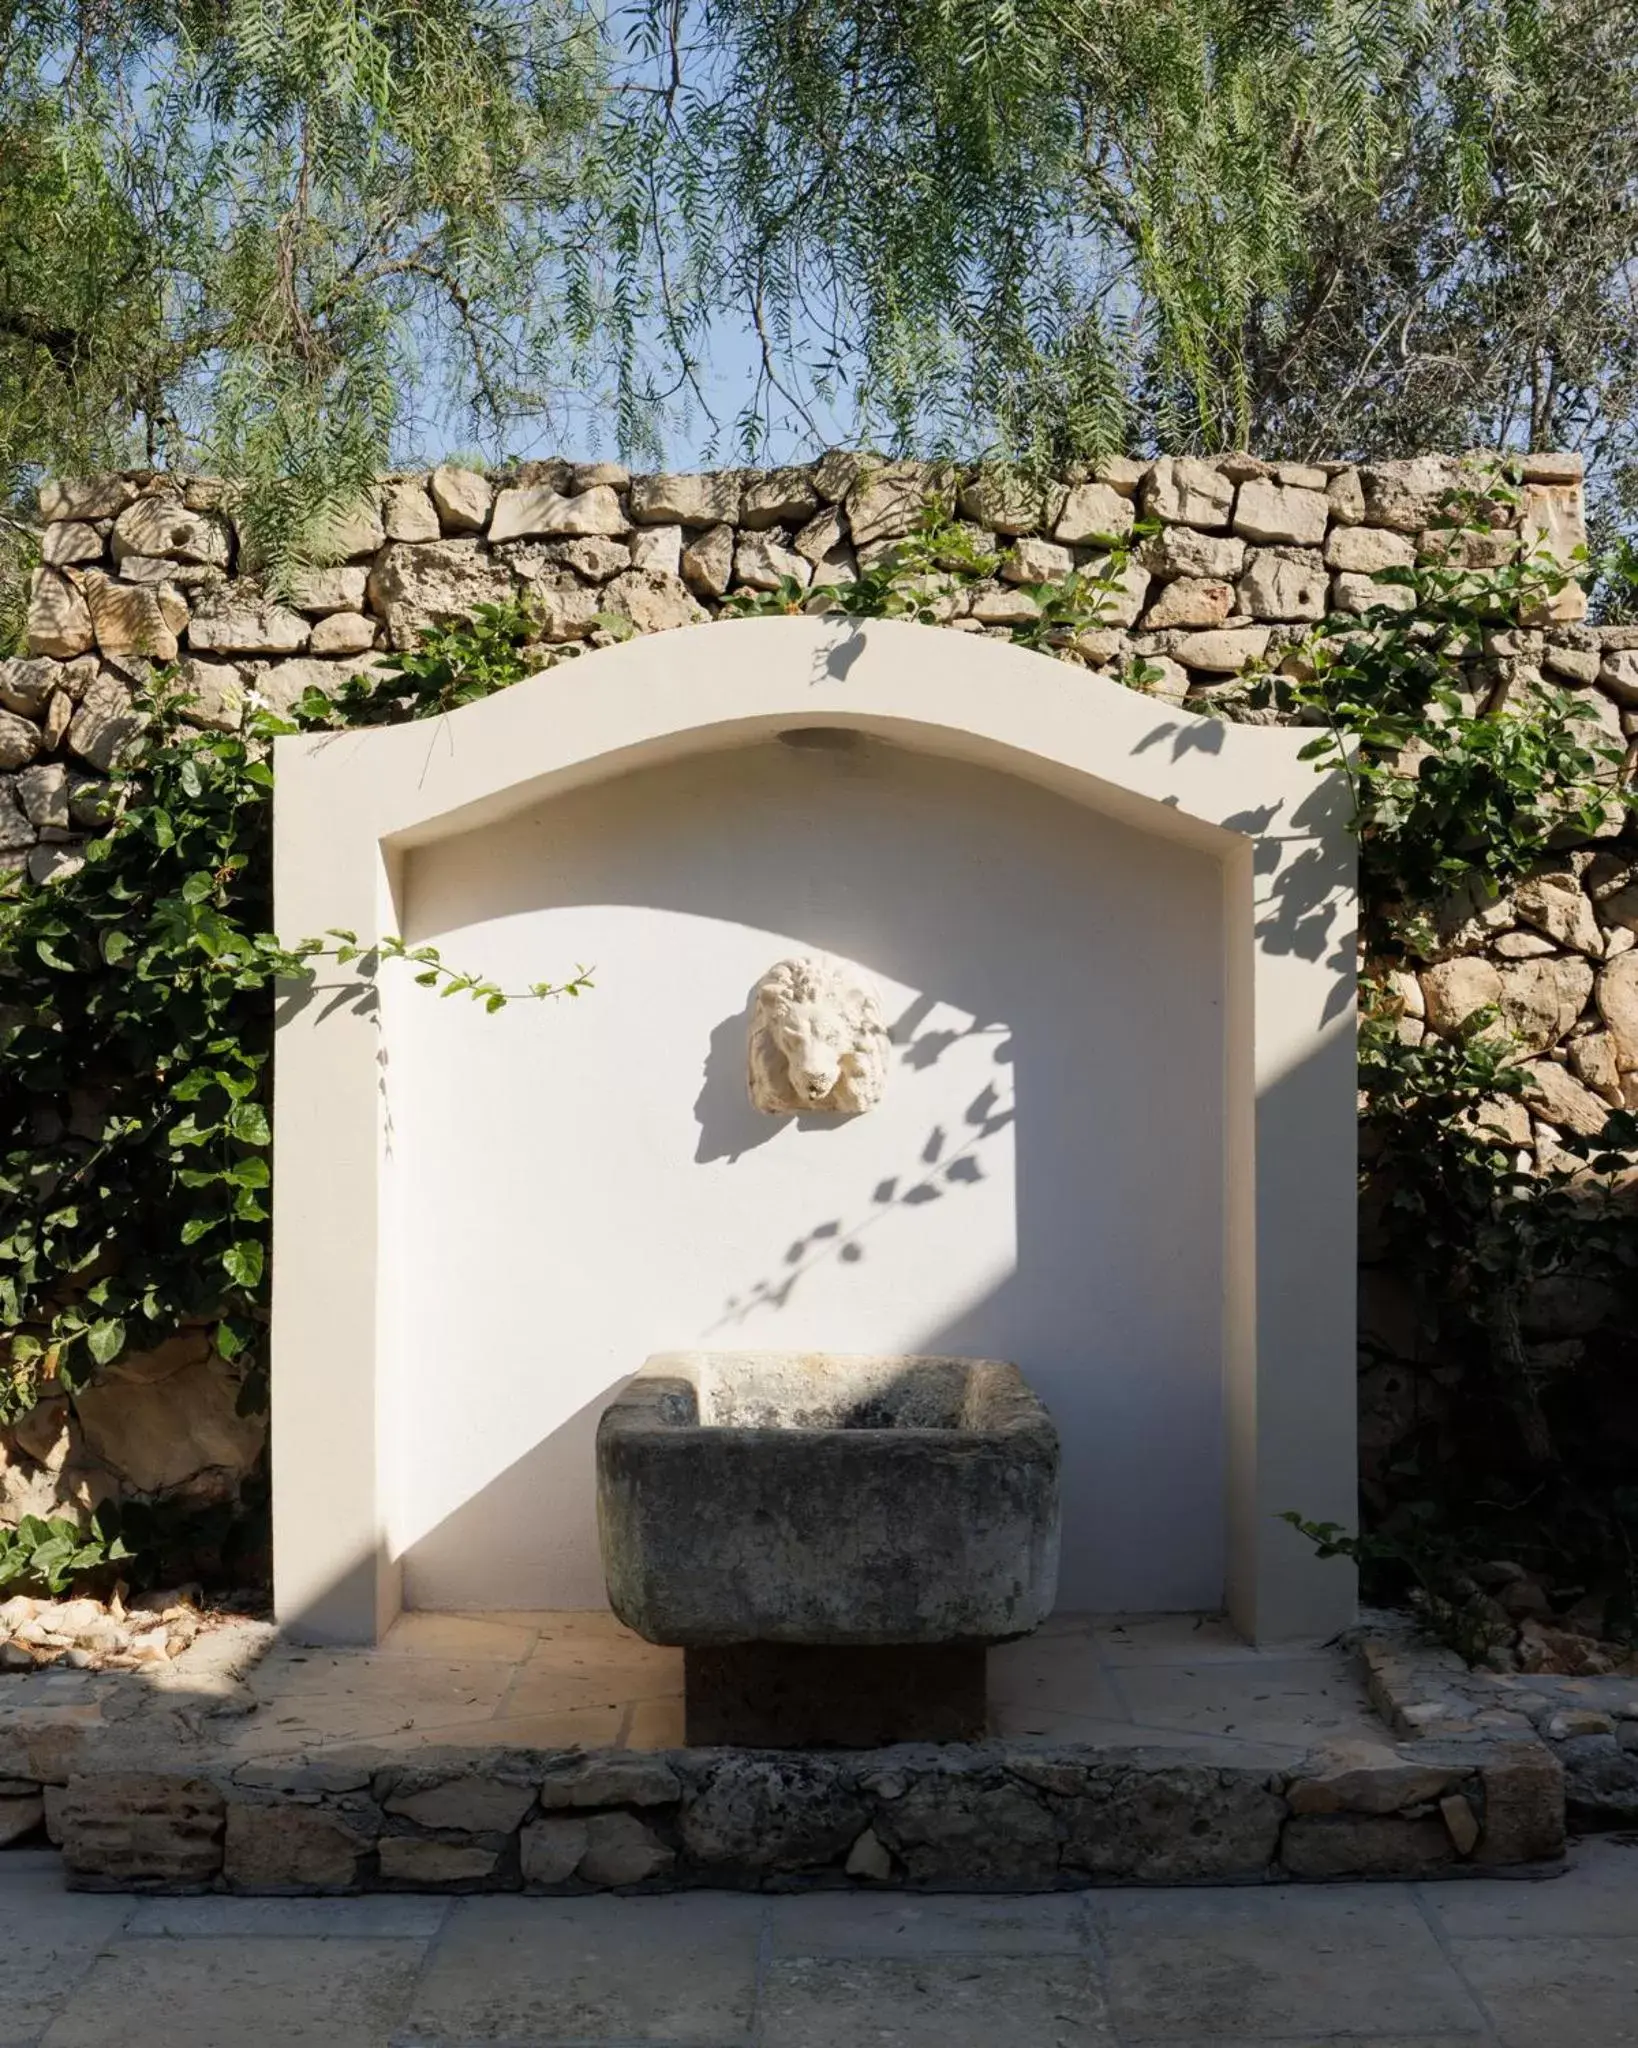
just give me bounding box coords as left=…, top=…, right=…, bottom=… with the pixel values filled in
left=15, top=761, right=68, bottom=827
left=56, top=1774, right=225, bottom=1887
left=1060, top=1766, right=1284, bottom=1883
left=430, top=465, right=492, bottom=534
left=1053, top=481, right=1135, bottom=545
left=1239, top=547, right=1327, bottom=620
left=529, top=578, right=602, bottom=643
left=1359, top=456, right=1458, bottom=533
left=967, top=584, right=1039, bottom=625
left=255, top=654, right=389, bottom=714
left=1519, top=1060, right=1609, bottom=1136
left=382, top=1774, right=536, bottom=1833
left=1568, top=1031, right=1624, bottom=1105
left=572, top=460, right=630, bottom=489
left=1600, top=648, right=1638, bottom=705
left=489, top=483, right=628, bottom=543
left=1474, top=1744, right=1565, bottom=1864
left=1140, top=526, right=1243, bottom=580
left=0, top=710, right=40, bottom=771
left=0, top=783, right=39, bottom=851
left=734, top=533, right=811, bottom=591
left=629, top=471, right=742, bottom=526
left=111, top=497, right=231, bottom=568
left=1233, top=478, right=1328, bottom=547
left=66, top=676, right=143, bottom=773
left=630, top=523, right=683, bottom=575
left=0, top=1708, right=101, bottom=1785
left=748, top=956, right=888, bottom=1114
left=364, top=540, right=515, bottom=650
left=0, top=658, right=68, bottom=718
left=538, top=1754, right=681, bottom=1809
left=1286, top=1755, right=1463, bottom=1816
left=520, top=1815, right=587, bottom=1884
left=73, top=1347, right=264, bottom=1496
left=1079, top=560, right=1149, bottom=627
left=1324, top=525, right=1416, bottom=574
left=29, top=845, right=83, bottom=886
left=1499, top=956, right=1594, bottom=1051
left=383, top=479, right=441, bottom=543
left=224, top=1802, right=371, bottom=1890
left=1598, top=952, right=1638, bottom=1068
left=1522, top=482, right=1589, bottom=623
left=1171, top=626, right=1271, bottom=673
left=1093, top=455, right=1149, bottom=494
left=604, top=568, right=707, bottom=634
left=844, top=1826, right=894, bottom=1879
left=1144, top=578, right=1233, bottom=629
left=27, top=569, right=94, bottom=659
left=541, top=535, right=629, bottom=582
left=309, top=613, right=376, bottom=657
left=1280, top=1811, right=1454, bottom=1878
left=377, top=1837, right=498, bottom=1884
left=188, top=596, right=309, bottom=656
left=1001, top=536, right=1073, bottom=585
left=82, top=572, right=184, bottom=661
left=1136, top=655, right=1189, bottom=704
left=1141, top=457, right=1234, bottom=530
left=957, top=471, right=1062, bottom=536
left=173, top=660, right=245, bottom=733
left=681, top=523, right=735, bottom=599
left=40, top=477, right=135, bottom=523
left=874, top=1774, right=1059, bottom=1885
left=1420, top=957, right=1502, bottom=1035
left=288, top=566, right=368, bottom=615
left=1513, top=870, right=1602, bottom=954
left=42, top=521, right=106, bottom=567
left=1332, top=571, right=1415, bottom=615
left=1545, top=643, right=1600, bottom=685
left=1326, top=468, right=1365, bottom=523
left=577, top=1811, right=674, bottom=1886
left=741, top=467, right=823, bottom=531
left=311, top=495, right=386, bottom=560
left=845, top=463, right=949, bottom=547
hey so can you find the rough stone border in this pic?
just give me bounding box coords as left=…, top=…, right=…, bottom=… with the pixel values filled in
left=0, top=1625, right=1568, bottom=1892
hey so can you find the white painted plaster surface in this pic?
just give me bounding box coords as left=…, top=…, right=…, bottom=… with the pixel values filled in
left=391, top=739, right=1224, bottom=1611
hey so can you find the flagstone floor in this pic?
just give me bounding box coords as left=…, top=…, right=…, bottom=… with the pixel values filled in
left=2, top=1833, right=1632, bottom=2046
left=221, top=1609, right=1384, bottom=1766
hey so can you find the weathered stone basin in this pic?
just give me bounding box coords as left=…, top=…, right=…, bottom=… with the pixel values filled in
left=596, top=1350, right=1060, bottom=1648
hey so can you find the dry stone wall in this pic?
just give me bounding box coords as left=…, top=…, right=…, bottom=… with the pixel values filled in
left=0, top=447, right=1628, bottom=1540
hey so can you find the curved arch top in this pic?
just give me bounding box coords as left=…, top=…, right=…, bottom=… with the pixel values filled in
left=271, top=614, right=1358, bottom=1649
left=278, top=614, right=1349, bottom=861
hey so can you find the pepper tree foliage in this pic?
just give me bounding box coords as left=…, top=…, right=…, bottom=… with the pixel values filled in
left=7, top=0, right=1638, bottom=621
left=625, top=0, right=1638, bottom=517
left=4, top=469, right=1637, bottom=1617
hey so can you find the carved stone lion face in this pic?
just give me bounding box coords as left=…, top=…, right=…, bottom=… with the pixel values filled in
left=769, top=1000, right=857, bottom=1106
left=747, top=954, right=889, bottom=1115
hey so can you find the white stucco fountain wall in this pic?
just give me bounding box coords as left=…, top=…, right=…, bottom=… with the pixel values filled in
left=389, top=734, right=1225, bottom=1613
left=271, top=615, right=1359, bottom=1645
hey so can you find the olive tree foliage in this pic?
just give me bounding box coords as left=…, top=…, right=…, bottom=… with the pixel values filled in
left=621, top=0, right=1638, bottom=506
left=0, top=0, right=615, bottom=594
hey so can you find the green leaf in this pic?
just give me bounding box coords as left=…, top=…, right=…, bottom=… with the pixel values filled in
left=85, top=1318, right=125, bottom=1366
left=228, top=1102, right=271, bottom=1146
left=222, top=1241, right=265, bottom=1290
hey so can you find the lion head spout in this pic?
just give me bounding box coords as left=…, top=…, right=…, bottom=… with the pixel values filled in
left=747, top=954, right=889, bottom=1115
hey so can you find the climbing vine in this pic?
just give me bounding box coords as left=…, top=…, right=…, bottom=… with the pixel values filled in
left=2, top=473, right=1635, bottom=1614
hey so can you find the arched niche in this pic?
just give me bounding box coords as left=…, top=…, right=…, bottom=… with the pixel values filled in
left=272, top=615, right=1357, bottom=1645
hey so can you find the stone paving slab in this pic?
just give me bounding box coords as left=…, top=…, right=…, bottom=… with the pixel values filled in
left=398, top=1893, right=765, bottom=2044
left=2, top=1838, right=1638, bottom=2045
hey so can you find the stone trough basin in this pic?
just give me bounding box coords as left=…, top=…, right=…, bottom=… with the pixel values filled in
left=596, top=1350, right=1060, bottom=1744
